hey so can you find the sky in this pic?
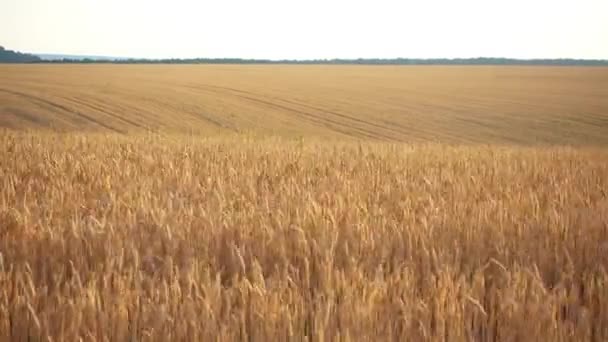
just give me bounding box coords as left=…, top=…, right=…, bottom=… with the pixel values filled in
left=1, top=0, right=607, bottom=60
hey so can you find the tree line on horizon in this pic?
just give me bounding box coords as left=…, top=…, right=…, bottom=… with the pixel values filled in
left=1, top=45, right=607, bottom=65
left=0, top=46, right=41, bottom=63
left=33, top=57, right=608, bottom=66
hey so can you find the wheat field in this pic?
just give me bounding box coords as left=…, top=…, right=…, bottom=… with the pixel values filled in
left=2, top=65, right=608, bottom=144
left=1, top=65, right=608, bottom=341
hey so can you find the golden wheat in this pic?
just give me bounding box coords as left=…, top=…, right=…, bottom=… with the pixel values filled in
left=1, top=131, right=607, bottom=341
left=1, top=65, right=608, bottom=144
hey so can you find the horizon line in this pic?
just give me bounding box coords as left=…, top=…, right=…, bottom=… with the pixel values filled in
left=3, top=46, right=607, bottom=64
left=33, top=54, right=608, bottom=62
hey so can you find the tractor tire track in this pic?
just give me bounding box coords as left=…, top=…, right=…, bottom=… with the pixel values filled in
left=278, top=97, right=407, bottom=137
left=0, top=88, right=124, bottom=133
left=2, top=107, right=51, bottom=127
left=187, top=84, right=381, bottom=140
left=136, top=93, right=237, bottom=131
left=64, top=96, right=148, bottom=130
left=193, top=84, right=406, bottom=141
left=182, top=84, right=362, bottom=138
left=185, top=84, right=398, bottom=141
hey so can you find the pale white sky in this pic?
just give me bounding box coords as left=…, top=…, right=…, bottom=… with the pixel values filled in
left=1, top=0, right=607, bottom=60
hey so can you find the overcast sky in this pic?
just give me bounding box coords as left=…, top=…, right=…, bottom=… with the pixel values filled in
left=1, top=0, right=607, bottom=59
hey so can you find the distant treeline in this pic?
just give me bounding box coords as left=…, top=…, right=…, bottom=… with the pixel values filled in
left=30, top=57, right=608, bottom=66
left=0, top=46, right=41, bottom=63
left=2, top=45, right=607, bottom=65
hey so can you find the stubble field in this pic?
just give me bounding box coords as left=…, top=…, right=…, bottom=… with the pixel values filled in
left=1, top=65, right=608, bottom=341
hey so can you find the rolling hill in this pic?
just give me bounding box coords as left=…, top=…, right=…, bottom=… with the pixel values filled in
left=1, top=64, right=607, bottom=145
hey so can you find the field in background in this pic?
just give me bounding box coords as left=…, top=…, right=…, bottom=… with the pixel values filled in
left=1, top=65, right=608, bottom=340
left=1, top=65, right=608, bottom=144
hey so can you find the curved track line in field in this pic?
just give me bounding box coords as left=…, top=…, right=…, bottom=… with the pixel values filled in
left=218, top=89, right=384, bottom=140
left=195, top=84, right=409, bottom=140
left=118, top=91, right=235, bottom=131
left=63, top=96, right=149, bottom=130
left=183, top=84, right=376, bottom=140
left=278, top=97, right=405, bottom=134
left=3, top=107, right=51, bottom=127
left=185, top=84, right=400, bottom=141
left=0, top=88, right=123, bottom=133
left=200, top=84, right=456, bottom=142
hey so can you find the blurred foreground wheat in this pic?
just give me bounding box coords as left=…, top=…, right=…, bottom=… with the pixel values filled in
left=1, top=132, right=608, bottom=341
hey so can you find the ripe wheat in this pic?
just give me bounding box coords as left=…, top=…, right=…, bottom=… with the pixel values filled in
left=1, top=132, right=607, bottom=341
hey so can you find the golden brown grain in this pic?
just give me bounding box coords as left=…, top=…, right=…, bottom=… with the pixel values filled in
left=1, top=65, right=608, bottom=145
left=1, top=131, right=607, bottom=341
